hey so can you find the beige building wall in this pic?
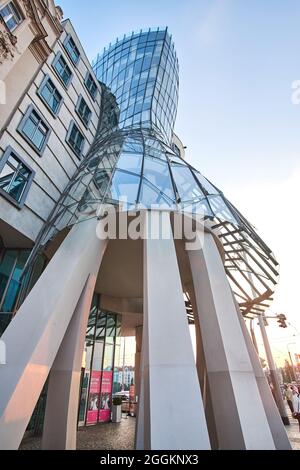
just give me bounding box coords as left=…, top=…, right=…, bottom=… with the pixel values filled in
left=0, top=0, right=63, bottom=128
left=0, top=3, right=102, bottom=244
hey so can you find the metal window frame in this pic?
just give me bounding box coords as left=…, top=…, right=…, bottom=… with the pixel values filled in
left=0, top=0, right=23, bottom=32
left=0, top=145, right=35, bottom=209
left=84, top=72, right=98, bottom=101
left=52, top=51, right=73, bottom=89
left=17, top=104, right=51, bottom=156
left=63, top=33, right=81, bottom=66
left=75, top=94, right=92, bottom=129
left=66, top=120, right=85, bottom=159
left=37, top=73, right=64, bottom=118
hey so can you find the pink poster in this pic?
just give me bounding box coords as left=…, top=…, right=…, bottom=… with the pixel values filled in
left=99, top=371, right=113, bottom=422
left=86, top=371, right=101, bottom=425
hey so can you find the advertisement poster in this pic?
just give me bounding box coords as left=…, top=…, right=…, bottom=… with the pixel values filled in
left=86, top=371, right=101, bottom=425
left=99, top=371, right=113, bottom=422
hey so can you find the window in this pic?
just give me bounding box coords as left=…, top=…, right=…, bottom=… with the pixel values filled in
left=64, top=35, right=80, bottom=65
left=38, top=75, right=63, bottom=116
left=0, top=1, right=22, bottom=32
left=0, top=146, right=34, bottom=207
left=66, top=122, right=85, bottom=157
left=53, top=52, right=72, bottom=87
left=76, top=96, right=92, bottom=127
left=85, top=73, right=98, bottom=100
left=18, top=106, right=50, bottom=154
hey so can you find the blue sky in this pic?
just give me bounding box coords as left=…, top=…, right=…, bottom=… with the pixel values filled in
left=59, top=0, right=300, bottom=363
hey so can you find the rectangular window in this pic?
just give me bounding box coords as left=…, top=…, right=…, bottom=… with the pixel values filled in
left=38, top=75, right=63, bottom=116
left=64, top=35, right=80, bottom=65
left=85, top=73, right=98, bottom=100
left=0, top=147, right=34, bottom=207
left=0, top=1, right=22, bottom=31
left=67, top=122, right=85, bottom=157
left=53, top=52, right=72, bottom=87
left=18, top=106, right=50, bottom=154
left=76, top=96, right=92, bottom=127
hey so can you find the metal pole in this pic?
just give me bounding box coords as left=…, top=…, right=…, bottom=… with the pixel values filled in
left=122, top=337, right=126, bottom=390
left=250, top=318, right=259, bottom=355
left=287, top=347, right=296, bottom=382
left=258, top=314, right=290, bottom=425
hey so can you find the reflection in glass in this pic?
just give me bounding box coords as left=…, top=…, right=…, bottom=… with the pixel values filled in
left=111, top=170, right=140, bottom=203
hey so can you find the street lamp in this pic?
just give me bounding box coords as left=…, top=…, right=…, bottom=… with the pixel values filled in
left=287, top=343, right=297, bottom=381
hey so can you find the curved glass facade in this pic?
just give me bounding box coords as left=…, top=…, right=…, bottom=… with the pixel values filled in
left=93, top=28, right=178, bottom=144
left=23, top=27, right=279, bottom=318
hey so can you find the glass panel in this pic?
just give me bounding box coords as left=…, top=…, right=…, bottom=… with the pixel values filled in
left=51, top=91, right=61, bottom=114
left=139, top=179, right=173, bottom=206
left=105, top=314, right=116, bottom=338
left=95, top=311, right=107, bottom=341
left=116, top=152, right=142, bottom=174
left=32, top=127, right=46, bottom=150
left=22, top=116, right=36, bottom=140
left=0, top=164, right=14, bottom=193
left=41, top=81, right=53, bottom=105
left=110, top=170, right=140, bottom=203
left=143, top=156, right=175, bottom=200
left=8, top=172, right=27, bottom=201
left=92, top=341, right=104, bottom=371
left=0, top=2, right=21, bottom=31
left=86, top=294, right=97, bottom=345
left=41, top=80, right=61, bottom=113
left=56, top=57, right=71, bottom=85
left=66, top=37, right=80, bottom=63
left=62, top=67, right=71, bottom=85
left=2, top=250, right=29, bottom=312
left=193, top=171, right=219, bottom=195
left=69, top=125, right=83, bottom=154
left=181, top=200, right=214, bottom=218
left=171, top=164, right=204, bottom=202
left=0, top=250, right=17, bottom=308
left=103, top=341, right=114, bottom=371
left=207, top=195, right=238, bottom=224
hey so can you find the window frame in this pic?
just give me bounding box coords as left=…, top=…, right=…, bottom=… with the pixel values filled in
left=17, top=105, right=51, bottom=156
left=75, top=94, right=92, bottom=128
left=66, top=121, right=85, bottom=158
left=85, top=72, right=98, bottom=101
left=0, top=146, right=35, bottom=209
left=63, top=33, right=81, bottom=66
left=37, top=74, right=63, bottom=117
left=0, top=1, right=23, bottom=32
left=52, top=51, right=73, bottom=89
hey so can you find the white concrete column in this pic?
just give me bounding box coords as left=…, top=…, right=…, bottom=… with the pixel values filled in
left=187, top=283, right=219, bottom=449
left=0, top=217, right=107, bottom=450
left=188, top=229, right=275, bottom=450
left=136, top=211, right=210, bottom=450
left=237, top=310, right=291, bottom=449
left=42, top=274, right=97, bottom=450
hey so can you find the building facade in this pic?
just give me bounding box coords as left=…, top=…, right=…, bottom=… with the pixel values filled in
left=0, top=2, right=291, bottom=451
left=0, top=2, right=101, bottom=334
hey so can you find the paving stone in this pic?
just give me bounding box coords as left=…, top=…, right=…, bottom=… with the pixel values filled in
left=20, top=416, right=135, bottom=450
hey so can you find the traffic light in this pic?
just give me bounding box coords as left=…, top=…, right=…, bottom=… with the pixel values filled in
left=277, top=314, right=287, bottom=328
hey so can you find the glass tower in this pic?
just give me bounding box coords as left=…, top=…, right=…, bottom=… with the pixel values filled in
left=23, top=27, right=278, bottom=319
left=93, top=28, right=178, bottom=144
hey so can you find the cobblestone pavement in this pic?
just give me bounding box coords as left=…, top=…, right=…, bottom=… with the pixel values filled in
left=20, top=415, right=136, bottom=450
left=19, top=407, right=300, bottom=450
left=285, top=405, right=300, bottom=451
